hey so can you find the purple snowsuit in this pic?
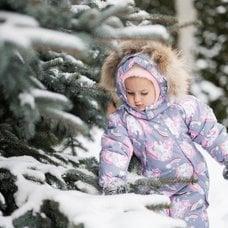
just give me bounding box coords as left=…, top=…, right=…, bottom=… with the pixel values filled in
left=99, top=53, right=228, bottom=227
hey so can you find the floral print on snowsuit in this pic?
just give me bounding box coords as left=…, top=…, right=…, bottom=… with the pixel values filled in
left=99, top=53, right=228, bottom=227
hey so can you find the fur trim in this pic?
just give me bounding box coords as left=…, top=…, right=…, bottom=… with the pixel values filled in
left=99, top=40, right=191, bottom=105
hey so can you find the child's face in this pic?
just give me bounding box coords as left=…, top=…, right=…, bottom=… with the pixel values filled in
left=124, top=77, right=156, bottom=111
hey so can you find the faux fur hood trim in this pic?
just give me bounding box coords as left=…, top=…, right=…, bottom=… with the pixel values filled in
left=99, top=40, right=191, bottom=106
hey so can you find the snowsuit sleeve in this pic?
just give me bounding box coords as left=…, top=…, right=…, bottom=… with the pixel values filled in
left=181, top=95, right=228, bottom=164
left=99, top=111, right=133, bottom=193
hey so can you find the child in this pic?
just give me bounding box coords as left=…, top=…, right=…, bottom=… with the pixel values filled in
left=98, top=40, right=228, bottom=227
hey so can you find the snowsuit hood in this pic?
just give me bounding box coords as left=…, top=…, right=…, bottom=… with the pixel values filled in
left=115, top=52, right=169, bottom=119
left=115, top=53, right=168, bottom=119
left=100, top=40, right=191, bottom=106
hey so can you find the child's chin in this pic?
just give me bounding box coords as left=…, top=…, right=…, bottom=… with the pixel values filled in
left=135, top=106, right=145, bottom=111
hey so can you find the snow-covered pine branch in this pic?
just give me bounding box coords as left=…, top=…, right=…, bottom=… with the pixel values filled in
left=93, top=24, right=170, bottom=41
left=39, top=107, right=89, bottom=136
left=0, top=11, right=87, bottom=58
left=30, top=88, right=73, bottom=111
left=0, top=155, right=186, bottom=228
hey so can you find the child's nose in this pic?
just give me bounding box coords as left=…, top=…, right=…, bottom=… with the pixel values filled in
left=134, top=95, right=141, bottom=103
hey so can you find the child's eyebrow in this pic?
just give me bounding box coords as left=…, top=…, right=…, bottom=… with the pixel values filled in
left=125, top=88, right=133, bottom=91
left=125, top=89, right=149, bottom=92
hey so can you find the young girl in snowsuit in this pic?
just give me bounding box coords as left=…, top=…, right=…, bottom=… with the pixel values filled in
left=98, top=40, right=228, bottom=227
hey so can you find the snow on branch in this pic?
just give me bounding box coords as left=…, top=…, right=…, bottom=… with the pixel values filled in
left=106, top=0, right=135, bottom=6
left=31, top=88, right=73, bottom=110
left=29, top=27, right=87, bottom=57
left=93, top=24, right=170, bottom=41
left=0, top=10, right=39, bottom=27
left=126, top=12, right=178, bottom=26
left=168, top=20, right=201, bottom=33
left=0, top=152, right=185, bottom=228
left=39, top=107, right=89, bottom=136
left=0, top=11, right=87, bottom=58
left=71, top=5, right=91, bottom=14
left=18, top=88, right=90, bottom=137
left=87, top=2, right=133, bottom=27
left=71, top=1, right=133, bottom=30
left=19, top=88, right=73, bottom=111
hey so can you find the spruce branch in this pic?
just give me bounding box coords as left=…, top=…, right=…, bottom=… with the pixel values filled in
left=146, top=203, right=170, bottom=211
left=45, top=172, right=67, bottom=190
left=71, top=1, right=133, bottom=30
left=0, top=192, right=7, bottom=212
left=40, top=58, right=64, bottom=70
left=23, top=174, right=45, bottom=185
left=128, top=176, right=198, bottom=194
left=31, top=88, right=73, bottom=111
left=58, top=136, right=87, bottom=155
left=52, top=153, right=69, bottom=165
left=89, top=2, right=134, bottom=26
left=92, top=24, right=170, bottom=42
left=62, top=168, right=99, bottom=192
left=0, top=168, right=18, bottom=215
left=39, top=107, right=89, bottom=136
left=126, top=13, right=178, bottom=26
left=0, top=133, right=65, bottom=166
left=29, top=76, right=46, bottom=90
left=0, top=11, right=88, bottom=59
left=168, top=20, right=201, bottom=33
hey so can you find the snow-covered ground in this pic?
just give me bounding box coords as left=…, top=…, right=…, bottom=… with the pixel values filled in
left=0, top=127, right=228, bottom=228
left=203, top=150, right=228, bottom=227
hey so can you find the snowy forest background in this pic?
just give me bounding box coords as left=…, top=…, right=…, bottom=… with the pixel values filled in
left=0, top=0, right=227, bottom=227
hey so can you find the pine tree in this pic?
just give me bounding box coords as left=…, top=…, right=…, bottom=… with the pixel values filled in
left=0, top=1, right=188, bottom=227
left=193, top=0, right=228, bottom=127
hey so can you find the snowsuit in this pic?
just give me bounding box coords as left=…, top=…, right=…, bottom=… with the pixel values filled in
left=98, top=41, right=228, bottom=227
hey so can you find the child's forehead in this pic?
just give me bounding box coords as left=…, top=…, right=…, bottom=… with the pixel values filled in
left=125, top=76, right=153, bottom=84
left=124, top=77, right=155, bottom=90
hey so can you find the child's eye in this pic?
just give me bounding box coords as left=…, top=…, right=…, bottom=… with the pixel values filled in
left=126, top=91, right=134, bottom=95
left=141, top=92, right=148, bottom=96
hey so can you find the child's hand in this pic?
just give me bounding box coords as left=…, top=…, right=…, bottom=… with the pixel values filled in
left=223, top=161, right=228, bottom=179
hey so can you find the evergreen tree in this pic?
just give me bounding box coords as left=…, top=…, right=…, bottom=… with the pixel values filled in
left=193, top=0, right=228, bottom=127
left=135, top=0, right=176, bottom=16
left=0, top=0, right=188, bottom=227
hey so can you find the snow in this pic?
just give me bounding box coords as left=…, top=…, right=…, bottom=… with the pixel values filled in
left=192, top=80, right=224, bottom=103
left=71, top=5, right=90, bottom=14
left=19, top=92, right=35, bottom=109
left=0, top=127, right=228, bottom=227
left=216, top=6, right=227, bottom=14
left=19, top=88, right=73, bottom=110
left=31, top=88, right=71, bottom=108
left=0, top=11, right=87, bottom=54
left=0, top=11, right=38, bottom=27
left=43, top=108, right=88, bottom=134
left=201, top=149, right=228, bottom=227
left=55, top=192, right=174, bottom=228
left=116, top=25, right=169, bottom=40
left=106, top=0, right=134, bottom=6
left=18, top=88, right=90, bottom=135
left=77, top=75, right=96, bottom=86
left=95, top=24, right=170, bottom=41
left=75, top=180, right=99, bottom=194
left=0, top=23, right=30, bottom=48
